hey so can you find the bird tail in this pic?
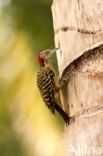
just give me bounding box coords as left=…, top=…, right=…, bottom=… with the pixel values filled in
left=54, top=102, right=70, bottom=124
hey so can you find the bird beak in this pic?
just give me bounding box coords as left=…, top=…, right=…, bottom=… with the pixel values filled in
left=39, top=47, right=60, bottom=60
left=41, top=47, right=60, bottom=55
left=50, top=47, right=60, bottom=54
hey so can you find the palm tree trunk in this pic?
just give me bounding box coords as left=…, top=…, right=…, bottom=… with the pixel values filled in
left=52, top=0, right=103, bottom=156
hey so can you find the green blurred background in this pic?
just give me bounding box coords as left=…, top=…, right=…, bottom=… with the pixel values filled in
left=0, top=0, right=66, bottom=156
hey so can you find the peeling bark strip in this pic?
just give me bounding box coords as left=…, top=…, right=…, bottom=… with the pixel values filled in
left=55, top=26, right=103, bottom=35
left=74, top=104, right=103, bottom=119
left=60, top=43, right=103, bottom=86
left=63, top=104, right=103, bottom=125
left=68, top=104, right=103, bottom=125
left=60, top=43, right=103, bottom=122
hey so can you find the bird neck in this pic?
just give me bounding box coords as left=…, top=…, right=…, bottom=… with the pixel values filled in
left=40, top=59, right=52, bottom=69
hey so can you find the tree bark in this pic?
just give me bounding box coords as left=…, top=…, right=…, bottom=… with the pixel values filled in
left=52, top=0, right=103, bottom=156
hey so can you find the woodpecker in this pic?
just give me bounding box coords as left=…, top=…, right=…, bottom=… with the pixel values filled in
left=37, top=48, right=71, bottom=124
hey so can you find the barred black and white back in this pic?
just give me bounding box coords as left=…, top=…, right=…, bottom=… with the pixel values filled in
left=37, top=66, right=56, bottom=113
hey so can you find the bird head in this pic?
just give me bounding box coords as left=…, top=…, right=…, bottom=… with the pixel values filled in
left=38, top=47, right=59, bottom=66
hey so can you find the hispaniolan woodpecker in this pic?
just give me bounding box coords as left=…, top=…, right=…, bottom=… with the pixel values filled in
left=36, top=48, right=70, bottom=124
